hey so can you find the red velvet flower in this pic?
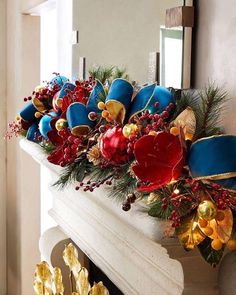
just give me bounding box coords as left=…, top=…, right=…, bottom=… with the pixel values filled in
left=100, top=126, right=129, bottom=165
left=132, top=132, right=184, bottom=192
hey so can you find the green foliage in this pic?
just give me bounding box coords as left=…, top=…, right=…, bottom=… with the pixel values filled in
left=195, top=84, right=228, bottom=138
left=198, top=237, right=225, bottom=267
left=89, top=65, right=129, bottom=84
left=174, top=84, right=228, bottom=140
left=54, top=156, right=92, bottom=189
left=39, top=140, right=56, bottom=154
left=108, top=167, right=137, bottom=201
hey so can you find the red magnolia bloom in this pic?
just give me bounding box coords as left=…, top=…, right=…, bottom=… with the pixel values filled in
left=132, top=132, right=184, bottom=192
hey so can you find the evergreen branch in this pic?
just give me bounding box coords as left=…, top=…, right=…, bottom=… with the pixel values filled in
left=89, top=66, right=115, bottom=84
left=107, top=164, right=136, bottom=201
left=54, top=156, right=92, bottom=189
left=39, top=140, right=56, bottom=154
left=195, top=84, right=228, bottom=138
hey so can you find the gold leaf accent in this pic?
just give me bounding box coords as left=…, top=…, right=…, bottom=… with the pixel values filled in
left=76, top=267, right=91, bottom=295
left=33, top=280, right=44, bottom=295
left=207, top=208, right=233, bottom=243
left=89, top=282, right=110, bottom=295
left=53, top=267, right=64, bottom=294
left=176, top=213, right=206, bottom=250
left=63, top=243, right=81, bottom=274
left=173, top=107, right=196, bottom=141
left=34, top=261, right=52, bottom=284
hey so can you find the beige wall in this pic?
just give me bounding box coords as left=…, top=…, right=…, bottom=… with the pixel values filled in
left=0, top=0, right=6, bottom=294
left=73, top=0, right=182, bottom=83
left=6, top=1, right=41, bottom=294
left=193, top=0, right=236, bottom=134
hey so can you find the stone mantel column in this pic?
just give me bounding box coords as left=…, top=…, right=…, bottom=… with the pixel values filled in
left=20, top=139, right=221, bottom=295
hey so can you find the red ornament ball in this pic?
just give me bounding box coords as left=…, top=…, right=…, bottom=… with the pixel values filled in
left=100, top=126, right=129, bottom=165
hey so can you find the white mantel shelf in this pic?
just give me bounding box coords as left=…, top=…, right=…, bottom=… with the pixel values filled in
left=20, top=139, right=220, bottom=295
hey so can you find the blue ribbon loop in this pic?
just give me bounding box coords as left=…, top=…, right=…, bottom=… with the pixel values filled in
left=20, top=101, right=38, bottom=122
left=39, top=112, right=58, bottom=138
left=67, top=103, right=95, bottom=136
left=105, top=79, right=133, bottom=123
left=26, top=123, right=41, bottom=142
left=87, top=80, right=106, bottom=112
left=188, top=135, right=236, bottom=190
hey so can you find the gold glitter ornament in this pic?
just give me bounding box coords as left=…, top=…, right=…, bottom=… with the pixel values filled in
left=55, top=118, right=68, bottom=131
left=122, top=123, right=138, bottom=138
left=197, top=200, right=217, bottom=221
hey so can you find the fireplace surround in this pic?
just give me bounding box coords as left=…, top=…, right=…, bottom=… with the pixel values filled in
left=20, top=138, right=221, bottom=295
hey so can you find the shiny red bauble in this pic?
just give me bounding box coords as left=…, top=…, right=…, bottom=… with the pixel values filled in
left=100, top=126, right=129, bottom=165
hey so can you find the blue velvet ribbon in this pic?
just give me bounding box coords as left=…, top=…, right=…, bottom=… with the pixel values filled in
left=39, top=112, right=58, bottom=138
left=67, top=103, right=95, bottom=136
left=26, top=123, right=41, bottom=142
left=188, top=135, right=236, bottom=190
left=56, top=82, right=75, bottom=107
left=66, top=78, right=174, bottom=135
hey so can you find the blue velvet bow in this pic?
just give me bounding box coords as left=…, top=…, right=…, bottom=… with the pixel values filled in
left=188, top=135, right=236, bottom=190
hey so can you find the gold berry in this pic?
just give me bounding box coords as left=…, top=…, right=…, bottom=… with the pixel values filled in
left=102, top=110, right=110, bottom=118
left=35, top=112, right=42, bottom=119
left=211, top=239, right=223, bottom=251
left=198, top=218, right=208, bottom=228
left=97, top=101, right=106, bottom=110
left=170, top=127, right=180, bottom=136
left=227, top=240, right=236, bottom=251
left=204, top=227, right=214, bottom=236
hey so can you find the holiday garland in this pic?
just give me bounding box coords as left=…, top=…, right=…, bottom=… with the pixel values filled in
left=7, top=67, right=236, bottom=266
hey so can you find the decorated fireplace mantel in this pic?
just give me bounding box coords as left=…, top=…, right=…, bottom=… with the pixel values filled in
left=20, top=138, right=222, bottom=295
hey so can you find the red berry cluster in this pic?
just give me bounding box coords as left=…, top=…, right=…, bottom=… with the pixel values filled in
left=63, top=78, right=95, bottom=107
left=5, top=120, right=22, bottom=139
left=57, top=129, right=81, bottom=166
left=33, top=83, right=60, bottom=105
left=137, top=102, right=174, bottom=135
left=75, top=176, right=113, bottom=192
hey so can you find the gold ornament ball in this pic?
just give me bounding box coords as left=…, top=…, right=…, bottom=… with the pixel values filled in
left=122, top=123, right=138, bottom=138
left=55, top=98, right=63, bottom=108
left=198, top=200, right=217, bottom=221
left=211, top=239, right=223, bottom=251
left=55, top=119, right=68, bottom=131
left=227, top=239, right=236, bottom=251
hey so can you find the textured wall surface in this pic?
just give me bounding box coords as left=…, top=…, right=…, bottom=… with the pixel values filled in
left=6, top=1, right=41, bottom=294
left=0, top=0, right=6, bottom=294
left=193, top=0, right=236, bottom=134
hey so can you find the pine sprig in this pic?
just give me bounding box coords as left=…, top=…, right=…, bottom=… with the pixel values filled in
left=195, top=84, right=228, bottom=138
left=109, top=173, right=137, bottom=202
left=89, top=65, right=129, bottom=84
left=54, top=156, right=92, bottom=189
left=39, top=140, right=56, bottom=154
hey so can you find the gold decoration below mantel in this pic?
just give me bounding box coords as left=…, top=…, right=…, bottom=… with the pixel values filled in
left=33, top=243, right=109, bottom=295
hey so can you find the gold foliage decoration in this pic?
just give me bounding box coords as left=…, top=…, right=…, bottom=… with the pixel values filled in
left=33, top=243, right=109, bottom=295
